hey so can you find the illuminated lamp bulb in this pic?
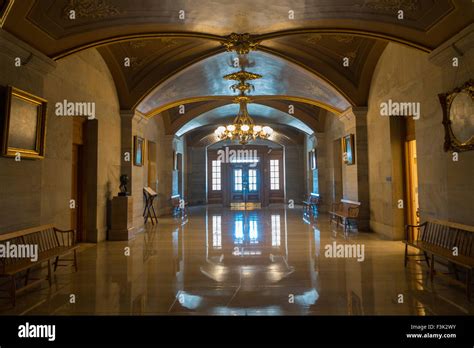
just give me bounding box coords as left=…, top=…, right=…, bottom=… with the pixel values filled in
left=227, top=124, right=236, bottom=131
left=262, top=126, right=273, bottom=136
left=215, top=126, right=226, bottom=136
left=253, top=125, right=262, bottom=133
left=241, top=124, right=250, bottom=132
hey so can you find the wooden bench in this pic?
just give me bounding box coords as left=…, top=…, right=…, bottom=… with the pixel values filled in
left=0, top=224, right=79, bottom=306
left=171, top=194, right=188, bottom=219
left=403, top=219, right=474, bottom=300
left=302, top=193, right=320, bottom=218
left=329, top=199, right=361, bottom=232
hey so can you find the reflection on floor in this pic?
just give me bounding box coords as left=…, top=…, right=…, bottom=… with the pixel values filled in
left=230, top=202, right=261, bottom=210
left=1, top=205, right=473, bottom=315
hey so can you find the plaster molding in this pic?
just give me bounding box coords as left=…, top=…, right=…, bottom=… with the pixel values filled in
left=351, top=106, right=369, bottom=117
left=0, top=28, right=56, bottom=74
left=429, top=23, right=474, bottom=67
left=339, top=108, right=354, bottom=120
left=120, top=110, right=135, bottom=119
left=133, top=110, right=148, bottom=124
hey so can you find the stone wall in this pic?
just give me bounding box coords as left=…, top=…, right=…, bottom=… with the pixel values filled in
left=317, top=111, right=358, bottom=204
left=130, top=115, right=182, bottom=231
left=0, top=31, right=121, bottom=242
left=186, top=146, right=207, bottom=205
left=367, top=39, right=474, bottom=239
left=285, top=145, right=305, bottom=203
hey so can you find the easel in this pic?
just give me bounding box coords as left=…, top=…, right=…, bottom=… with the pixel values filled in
left=143, top=187, right=158, bottom=225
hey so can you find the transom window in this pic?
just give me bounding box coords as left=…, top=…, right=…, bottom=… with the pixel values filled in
left=270, top=159, right=280, bottom=190
left=212, top=160, right=221, bottom=191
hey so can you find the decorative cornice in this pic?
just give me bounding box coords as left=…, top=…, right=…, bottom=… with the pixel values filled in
left=0, top=28, right=56, bottom=74
left=428, top=23, right=474, bottom=67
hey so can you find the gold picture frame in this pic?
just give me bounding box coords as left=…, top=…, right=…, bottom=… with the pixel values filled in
left=342, top=134, right=355, bottom=165
left=1, top=86, right=47, bottom=159
left=438, top=79, right=474, bottom=152
left=0, top=0, right=15, bottom=28
left=134, top=135, right=145, bottom=166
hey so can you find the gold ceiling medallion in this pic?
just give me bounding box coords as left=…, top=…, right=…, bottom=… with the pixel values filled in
left=215, top=69, right=273, bottom=145
left=221, top=33, right=260, bottom=55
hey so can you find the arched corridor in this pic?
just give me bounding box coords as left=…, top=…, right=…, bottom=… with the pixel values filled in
left=0, top=0, right=473, bottom=338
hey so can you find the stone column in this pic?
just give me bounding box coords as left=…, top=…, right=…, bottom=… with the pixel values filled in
left=156, top=134, right=175, bottom=215
left=353, top=107, right=370, bottom=231
left=120, top=110, right=134, bottom=194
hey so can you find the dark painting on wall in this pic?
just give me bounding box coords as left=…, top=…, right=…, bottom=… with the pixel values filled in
left=1, top=86, right=47, bottom=159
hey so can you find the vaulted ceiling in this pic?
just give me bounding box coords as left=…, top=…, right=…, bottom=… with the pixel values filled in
left=1, top=0, right=472, bottom=137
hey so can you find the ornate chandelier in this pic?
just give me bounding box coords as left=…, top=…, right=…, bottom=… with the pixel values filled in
left=214, top=70, right=273, bottom=145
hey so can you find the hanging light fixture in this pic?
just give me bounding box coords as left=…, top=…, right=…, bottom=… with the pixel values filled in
left=214, top=70, right=273, bottom=145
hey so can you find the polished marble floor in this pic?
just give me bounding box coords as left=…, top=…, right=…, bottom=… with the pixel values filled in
left=1, top=205, right=473, bottom=315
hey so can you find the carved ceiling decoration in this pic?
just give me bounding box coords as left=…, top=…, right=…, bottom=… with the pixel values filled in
left=62, top=0, right=121, bottom=19
left=259, top=34, right=388, bottom=104
left=1, top=0, right=472, bottom=137
left=97, top=37, right=222, bottom=109
left=221, top=32, right=260, bottom=54
left=4, top=0, right=469, bottom=58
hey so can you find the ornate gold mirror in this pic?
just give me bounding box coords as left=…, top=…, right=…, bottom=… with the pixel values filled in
left=438, top=79, right=474, bottom=152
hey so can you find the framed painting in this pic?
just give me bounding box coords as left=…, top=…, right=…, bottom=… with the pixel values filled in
left=438, top=79, right=474, bottom=152
left=342, top=134, right=355, bottom=165
left=1, top=86, right=47, bottom=159
left=134, top=136, right=144, bottom=166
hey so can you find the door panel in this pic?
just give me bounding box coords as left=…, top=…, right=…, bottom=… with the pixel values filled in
left=71, top=144, right=84, bottom=242
left=230, top=164, right=260, bottom=203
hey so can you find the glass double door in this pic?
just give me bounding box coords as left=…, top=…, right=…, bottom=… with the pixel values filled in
left=230, top=164, right=260, bottom=203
